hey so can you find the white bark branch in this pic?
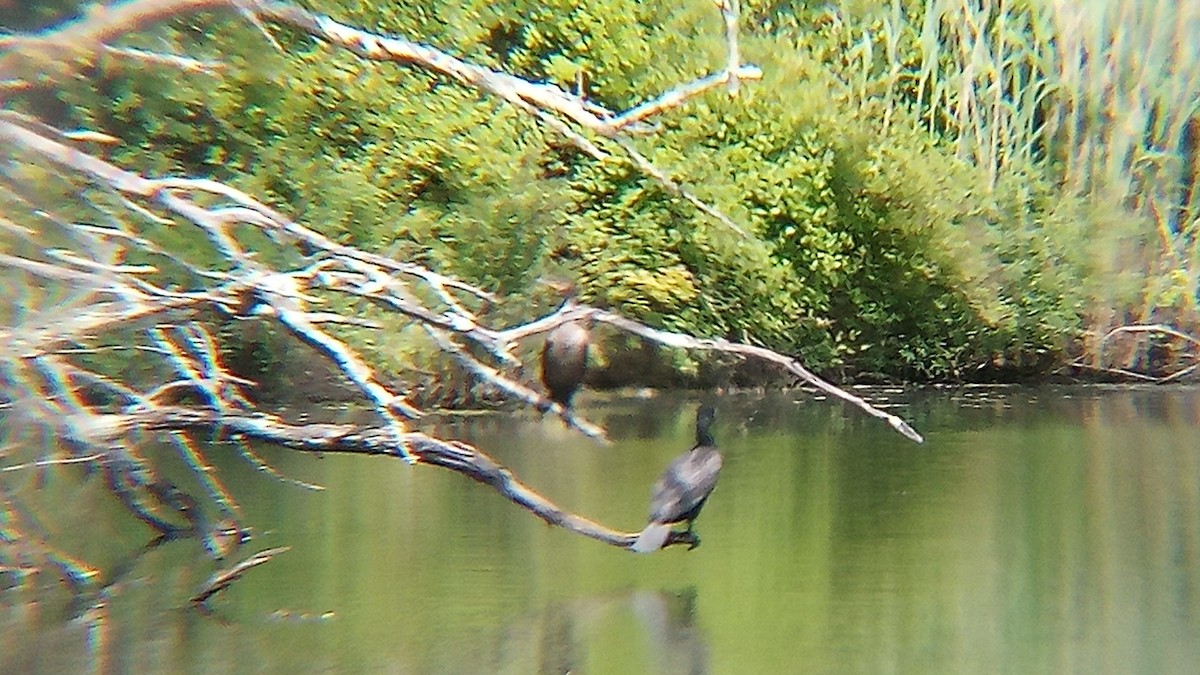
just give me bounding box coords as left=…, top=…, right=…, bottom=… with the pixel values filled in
left=0, top=0, right=760, bottom=238
left=0, top=1, right=927, bottom=581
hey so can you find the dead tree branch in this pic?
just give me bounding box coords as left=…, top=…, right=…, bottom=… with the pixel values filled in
left=1072, top=323, right=1200, bottom=383
left=0, top=0, right=760, bottom=238
left=0, top=110, right=922, bottom=561
left=191, top=546, right=290, bottom=606
left=101, top=407, right=700, bottom=551
left=0, top=0, right=926, bottom=584
left=495, top=304, right=926, bottom=443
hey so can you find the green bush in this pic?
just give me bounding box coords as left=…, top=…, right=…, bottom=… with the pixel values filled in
left=15, top=0, right=1174, bottom=385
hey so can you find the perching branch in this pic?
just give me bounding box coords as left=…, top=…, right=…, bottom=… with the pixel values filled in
left=496, top=304, right=926, bottom=444
left=103, top=407, right=700, bottom=551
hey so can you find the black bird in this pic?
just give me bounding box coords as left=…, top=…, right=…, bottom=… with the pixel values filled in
left=540, top=280, right=590, bottom=409
left=632, top=405, right=723, bottom=553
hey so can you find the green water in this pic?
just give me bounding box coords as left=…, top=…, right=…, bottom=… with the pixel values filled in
left=3, top=387, right=1198, bottom=673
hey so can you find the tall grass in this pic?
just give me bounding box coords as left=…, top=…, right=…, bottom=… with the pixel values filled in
left=822, top=0, right=1200, bottom=351
left=913, top=0, right=1198, bottom=243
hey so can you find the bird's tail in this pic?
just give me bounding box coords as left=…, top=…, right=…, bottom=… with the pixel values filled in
left=631, top=522, right=672, bottom=553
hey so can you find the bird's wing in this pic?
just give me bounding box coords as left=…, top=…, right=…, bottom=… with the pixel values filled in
left=679, top=447, right=722, bottom=497
left=646, top=448, right=723, bottom=523
left=647, top=471, right=687, bottom=523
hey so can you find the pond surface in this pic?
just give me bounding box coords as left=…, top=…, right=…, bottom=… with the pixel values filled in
left=3, top=386, right=1199, bottom=673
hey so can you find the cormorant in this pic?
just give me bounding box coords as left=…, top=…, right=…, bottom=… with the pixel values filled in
left=631, top=405, right=723, bottom=553
left=540, top=280, right=590, bottom=409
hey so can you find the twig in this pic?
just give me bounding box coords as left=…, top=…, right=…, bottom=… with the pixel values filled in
left=613, top=136, right=750, bottom=238
left=718, top=0, right=744, bottom=97
left=0, top=453, right=108, bottom=473
left=231, top=435, right=325, bottom=491
left=102, top=45, right=223, bottom=73
left=168, top=431, right=241, bottom=519
left=1069, top=361, right=1163, bottom=382
left=191, top=546, right=290, bottom=605
left=1101, top=323, right=1200, bottom=348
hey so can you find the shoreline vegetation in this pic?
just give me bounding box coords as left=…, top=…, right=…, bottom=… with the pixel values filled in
left=9, top=0, right=1196, bottom=391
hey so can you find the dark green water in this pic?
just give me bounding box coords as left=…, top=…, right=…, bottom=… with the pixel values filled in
left=3, top=387, right=1199, bottom=673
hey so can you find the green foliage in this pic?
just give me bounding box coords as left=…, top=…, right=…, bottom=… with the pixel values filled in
left=784, top=0, right=1200, bottom=339
left=552, top=25, right=1088, bottom=378
left=14, top=0, right=1185, bottom=384
left=0, top=1, right=81, bottom=30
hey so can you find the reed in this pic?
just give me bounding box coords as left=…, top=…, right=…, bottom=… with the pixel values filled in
left=918, top=0, right=1196, bottom=225
left=824, top=0, right=1199, bottom=331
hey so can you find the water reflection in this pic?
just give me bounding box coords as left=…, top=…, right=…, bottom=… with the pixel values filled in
left=475, top=588, right=710, bottom=675
left=601, top=403, right=688, bottom=441
left=631, top=588, right=710, bottom=675
left=2, top=386, right=1199, bottom=673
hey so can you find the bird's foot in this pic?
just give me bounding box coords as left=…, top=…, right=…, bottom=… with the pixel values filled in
left=662, top=528, right=702, bottom=550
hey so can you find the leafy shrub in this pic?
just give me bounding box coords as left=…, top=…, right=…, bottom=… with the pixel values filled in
left=15, top=0, right=1174, bottom=385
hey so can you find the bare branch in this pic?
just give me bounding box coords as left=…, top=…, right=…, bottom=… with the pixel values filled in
left=0, top=0, right=928, bottom=582
left=1077, top=323, right=1200, bottom=383
left=231, top=435, right=325, bottom=491
left=609, top=65, right=763, bottom=131
left=191, top=546, right=290, bottom=606
left=0, top=0, right=234, bottom=72
left=1, top=119, right=423, bottom=449
left=115, top=407, right=700, bottom=552
left=424, top=326, right=610, bottom=443
left=718, top=0, right=745, bottom=96
left=0, top=0, right=759, bottom=238
left=102, top=45, right=224, bottom=73
left=498, top=305, right=926, bottom=444
left=1101, top=323, right=1200, bottom=348
left=168, top=431, right=241, bottom=519
left=244, top=0, right=759, bottom=237
left=613, top=136, right=751, bottom=238
left=0, top=453, right=108, bottom=474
